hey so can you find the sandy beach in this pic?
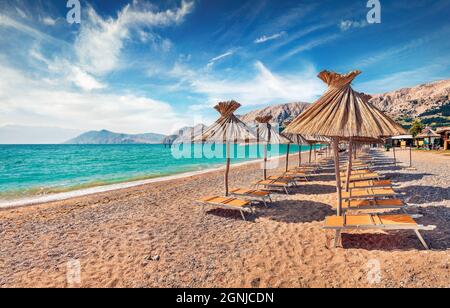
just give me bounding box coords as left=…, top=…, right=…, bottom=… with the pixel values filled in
left=0, top=149, right=449, bottom=288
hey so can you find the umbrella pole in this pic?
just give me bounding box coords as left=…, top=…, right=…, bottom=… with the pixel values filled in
left=345, top=138, right=353, bottom=192
left=225, top=142, right=231, bottom=196
left=309, top=144, right=313, bottom=164
left=332, top=138, right=343, bottom=216
left=393, top=143, right=397, bottom=166
left=409, top=144, right=412, bottom=168
left=314, top=145, right=317, bottom=161
left=263, top=144, right=268, bottom=180
left=285, top=143, right=291, bottom=172
left=298, top=143, right=302, bottom=167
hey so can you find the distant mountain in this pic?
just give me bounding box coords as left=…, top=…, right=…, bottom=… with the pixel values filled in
left=239, top=102, right=311, bottom=125
left=65, top=130, right=166, bottom=144
left=370, top=80, right=450, bottom=119
left=0, top=125, right=82, bottom=144
left=162, top=124, right=207, bottom=145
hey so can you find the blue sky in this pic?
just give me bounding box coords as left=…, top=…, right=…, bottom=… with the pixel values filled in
left=0, top=0, right=449, bottom=134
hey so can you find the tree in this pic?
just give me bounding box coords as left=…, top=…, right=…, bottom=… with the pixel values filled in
left=409, top=119, right=425, bottom=137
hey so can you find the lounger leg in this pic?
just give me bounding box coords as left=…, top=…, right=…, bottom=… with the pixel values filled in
left=414, top=230, right=430, bottom=250
left=263, top=199, right=268, bottom=208
left=240, top=210, right=247, bottom=221
left=284, top=187, right=289, bottom=195
left=334, top=230, right=342, bottom=248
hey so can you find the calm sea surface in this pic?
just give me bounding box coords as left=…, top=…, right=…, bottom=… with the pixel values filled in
left=0, top=144, right=320, bottom=200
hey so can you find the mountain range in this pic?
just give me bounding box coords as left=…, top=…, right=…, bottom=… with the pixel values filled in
left=64, top=130, right=166, bottom=144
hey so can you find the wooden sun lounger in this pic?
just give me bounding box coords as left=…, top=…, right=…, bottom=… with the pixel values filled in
left=324, top=214, right=436, bottom=250
left=341, top=187, right=397, bottom=201
left=229, top=188, right=272, bottom=207
left=342, top=198, right=407, bottom=213
left=347, top=180, right=393, bottom=189
left=284, top=171, right=310, bottom=182
left=340, top=169, right=372, bottom=176
left=341, top=173, right=382, bottom=183
left=253, top=179, right=291, bottom=195
left=268, top=175, right=298, bottom=186
left=340, top=163, right=371, bottom=170
left=197, top=196, right=254, bottom=221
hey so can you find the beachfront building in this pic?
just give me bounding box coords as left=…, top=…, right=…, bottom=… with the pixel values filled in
left=415, top=127, right=441, bottom=150
left=436, top=127, right=450, bottom=150
left=387, top=135, right=413, bottom=149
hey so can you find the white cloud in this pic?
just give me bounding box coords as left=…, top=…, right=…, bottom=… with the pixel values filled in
left=69, top=67, right=106, bottom=91
left=339, top=19, right=368, bottom=31
left=255, top=32, right=286, bottom=44
left=41, top=16, right=57, bottom=26
left=190, top=61, right=326, bottom=106
left=206, top=51, right=234, bottom=68
left=75, top=1, right=194, bottom=75
left=0, top=63, right=187, bottom=134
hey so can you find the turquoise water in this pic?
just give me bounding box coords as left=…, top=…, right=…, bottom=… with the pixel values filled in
left=0, top=144, right=320, bottom=200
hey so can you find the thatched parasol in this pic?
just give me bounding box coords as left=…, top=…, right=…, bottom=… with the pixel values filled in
left=285, top=70, right=406, bottom=216
left=193, top=101, right=260, bottom=196
left=255, top=116, right=291, bottom=178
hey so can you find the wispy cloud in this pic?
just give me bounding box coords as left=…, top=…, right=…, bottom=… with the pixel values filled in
left=75, top=0, right=194, bottom=75
left=0, top=14, right=68, bottom=46
left=41, top=16, right=57, bottom=26
left=357, top=58, right=450, bottom=93
left=278, top=34, right=340, bottom=62
left=339, top=19, right=368, bottom=31
left=255, top=32, right=286, bottom=44
left=190, top=61, right=325, bottom=106
left=15, top=7, right=27, bottom=19
left=206, top=51, right=234, bottom=68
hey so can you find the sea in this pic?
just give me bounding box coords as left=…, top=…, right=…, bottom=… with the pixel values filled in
left=0, top=144, right=321, bottom=202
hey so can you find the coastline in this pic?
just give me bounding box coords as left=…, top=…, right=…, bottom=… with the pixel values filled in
left=0, top=151, right=303, bottom=209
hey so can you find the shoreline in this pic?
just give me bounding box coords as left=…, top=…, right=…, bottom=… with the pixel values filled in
left=0, top=151, right=306, bottom=209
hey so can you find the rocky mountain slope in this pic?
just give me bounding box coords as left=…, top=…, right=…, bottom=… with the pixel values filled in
left=239, top=102, right=310, bottom=124
left=370, top=79, right=450, bottom=119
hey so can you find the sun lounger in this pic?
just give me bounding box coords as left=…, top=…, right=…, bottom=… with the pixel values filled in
left=347, top=180, right=393, bottom=189
left=229, top=188, right=272, bottom=207
left=268, top=175, right=298, bottom=186
left=197, top=196, right=254, bottom=221
left=324, top=214, right=436, bottom=250
left=340, top=163, right=371, bottom=170
left=341, top=172, right=382, bottom=183
left=253, top=179, right=292, bottom=195
left=340, top=169, right=372, bottom=176
left=283, top=171, right=309, bottom=182
left=342, top=198, right=407, bottom=212
left=341, top=187, right=397, bottom=201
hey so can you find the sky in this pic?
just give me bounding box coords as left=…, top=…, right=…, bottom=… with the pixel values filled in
left=0, top=0, right=449, bottom=136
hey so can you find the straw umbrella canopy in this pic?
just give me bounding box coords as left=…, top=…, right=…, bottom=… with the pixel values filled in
left=255, top=116, right=292, bottom=179
left=193, top=101, right=261, bottom=196
left=285, top=70, right=406, bottom=216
